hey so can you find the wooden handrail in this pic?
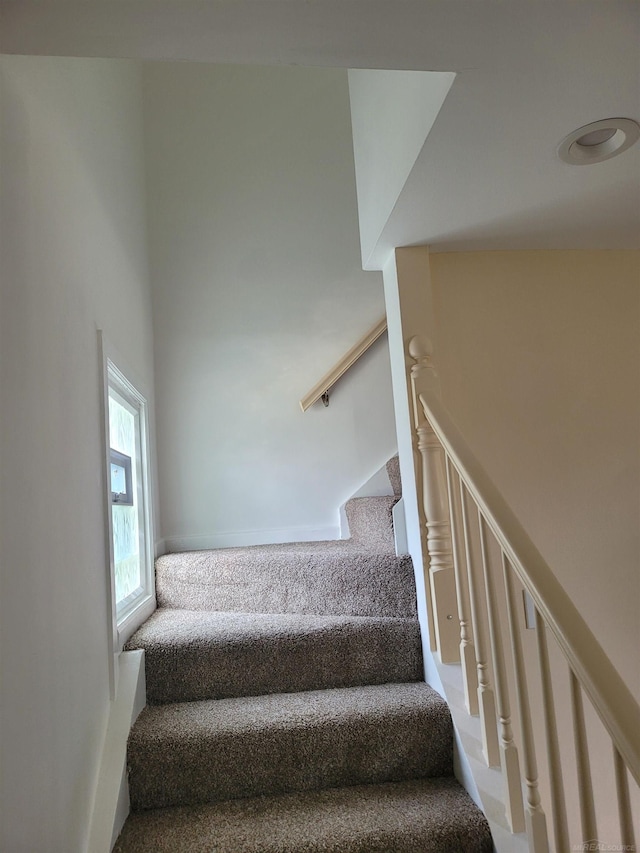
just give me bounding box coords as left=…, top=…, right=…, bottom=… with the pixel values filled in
left=419, top=389, right=640, bottom=785
left=299, top=316, right=387, bottom=412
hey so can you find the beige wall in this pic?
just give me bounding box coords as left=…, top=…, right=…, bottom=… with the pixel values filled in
left=429, top=250, right=640, bottom=699
left=0, top=56, right=155, bottom=852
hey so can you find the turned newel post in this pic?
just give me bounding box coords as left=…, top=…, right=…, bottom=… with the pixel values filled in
left=409, top=336, right=460, bottom=664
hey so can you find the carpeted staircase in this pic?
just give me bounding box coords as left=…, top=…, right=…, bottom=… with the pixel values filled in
left=113, top=459, right=493, bottom=852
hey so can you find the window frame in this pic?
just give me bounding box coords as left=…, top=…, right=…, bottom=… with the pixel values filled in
left=99, top=333, right=156, bottom=696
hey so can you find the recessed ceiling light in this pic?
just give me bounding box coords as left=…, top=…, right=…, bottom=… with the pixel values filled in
left=558, top=118, right=640, bottom=165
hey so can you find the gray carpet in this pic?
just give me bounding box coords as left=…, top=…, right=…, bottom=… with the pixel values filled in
left=114, top=778, right=493, bottom=853
left=156, top=495, right=414, bottom=617
left=387, top=454, right=402, bottom=497
left=155, top=546, right=417, bottom=616
left=128, top=683, right=453, bottom=810
left=126, top=609, right=422, bottom=704
left=116, top=470, right=492, bottom=851
left=344, top=494, right=398, bottom=551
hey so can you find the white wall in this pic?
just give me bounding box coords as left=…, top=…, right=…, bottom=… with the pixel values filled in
left=348, top=69, right=454, bottom=269
left=382, top=248, right=442, bottom=689
left=429, top=250, right=640, bottom=700
left=144, top=63, right=397, bottom=549
left=0, top=56, right=155, bottom=852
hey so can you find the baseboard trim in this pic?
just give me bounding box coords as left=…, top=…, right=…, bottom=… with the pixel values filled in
left=164, top=526, right=340, bottom=552
left=87, top=650, right=146, bottom=853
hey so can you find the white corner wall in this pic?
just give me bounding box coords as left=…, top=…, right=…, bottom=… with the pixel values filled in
left=429, top=249, right=640, bottom=701
left=382, top=247, right=442, bottom=691
left=378, top=247, right=457, bottom=675
left=0, top=56, right=155, bottom=852
left=347, top=69, right=454, bottom=269
left=144, top=63, right=397, bottom=549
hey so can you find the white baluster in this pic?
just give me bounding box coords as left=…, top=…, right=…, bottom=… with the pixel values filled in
left=613, top=745, right=636, bottom=851
left=446, top=456, right=478, bottom=715
left=413, top=444, right=437, bottom=653
left=409, top=340, right=436, bottom=654
left=534, top=608, right=569, bottom=853
left=570, top=671, right=598, bottom=845
left=409, top=336, right=459, bottom=664
left=478, top=520, right=525, bottom=831
left=504, top=561, right=549, bottom=852
left=459, top=480, right=500, bottom=766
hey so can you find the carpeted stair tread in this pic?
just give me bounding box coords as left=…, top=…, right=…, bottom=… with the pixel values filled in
left=114, top=776, right=493, bottom=853
left=126, top=609, right=423, bottom=704
left=119, top=493, right=493, bottom=850
left=156, top=547, right=416, bottom=617
left=127, top=682, right=453, bottom=810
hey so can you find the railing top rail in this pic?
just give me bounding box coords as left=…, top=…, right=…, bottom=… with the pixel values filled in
left=299, top=316, right=387, bottom=412
left=419, top=389, right=640, bottom=785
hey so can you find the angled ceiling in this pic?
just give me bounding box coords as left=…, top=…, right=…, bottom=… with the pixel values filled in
left=2, top=1, right=638, bottom=263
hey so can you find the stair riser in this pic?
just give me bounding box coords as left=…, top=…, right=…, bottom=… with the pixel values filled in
left=156, top=553, right=417, bottom=617
left=128, top=699, right=453, bottom=810
left=344, top=496, right=397, bottom=551
left=386, top=454, right=402, bottom=497
left=142, top=622, right=423, bottom=704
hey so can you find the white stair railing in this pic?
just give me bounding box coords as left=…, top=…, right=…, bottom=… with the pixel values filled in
left=410, top=335, right=639, bottom=853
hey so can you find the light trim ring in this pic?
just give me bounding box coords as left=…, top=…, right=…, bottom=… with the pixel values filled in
left=558, top=118, right=640, bottom=165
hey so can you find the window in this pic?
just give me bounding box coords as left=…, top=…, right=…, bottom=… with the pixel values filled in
left=108, top=384, right=145, bottom=615
left=110, top=449, right=133, bottom=506
left=100, top=336, right=155, bottom=672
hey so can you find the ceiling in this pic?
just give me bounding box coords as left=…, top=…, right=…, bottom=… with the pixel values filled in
left=2, top=0, right=638, bottom=263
